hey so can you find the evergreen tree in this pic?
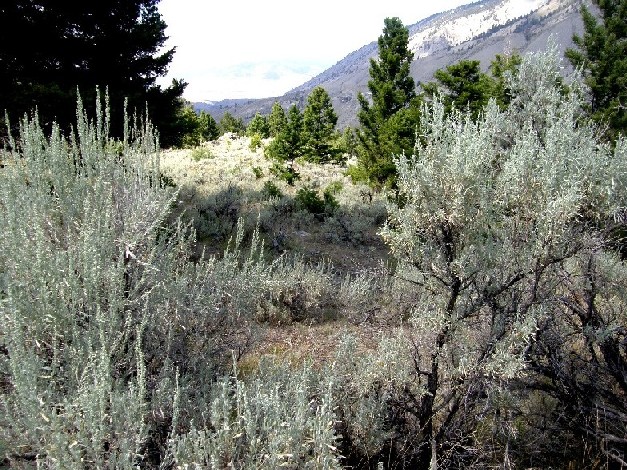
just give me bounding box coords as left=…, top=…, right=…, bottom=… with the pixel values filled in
left=199, top=111, right=220, bottom=141
left=489, top=53, right=523, bottom=109
left=420, top=55, right=523, bottom=120
left=268, top=101, right=288, bottom=137
left=219, top=111, right=245, bottom=135
left=302, top=86, right=340, bottom=163
left=246, top=112, right=270, bottom=138
left=178, top=105, right=204, bottom=147
left=174, top=108, right=220, bottom=148
left=355, top=17, right=419, bottom=190
left=565, top=0, right=627, bottom=142
left=421, top=60, right=495, bottom=119
left=339, top=127, right=358, bottom=160
left=265, top=104, right=304, bottom=184
left=0, top=0, right=185, bottom=145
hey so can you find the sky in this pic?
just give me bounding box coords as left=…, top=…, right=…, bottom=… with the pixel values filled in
left=156, top=0, right=474, bottom=103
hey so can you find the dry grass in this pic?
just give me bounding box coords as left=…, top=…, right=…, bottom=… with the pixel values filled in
left=160, top=135, right=400, bottom=367
left=160, top=134, right=392, bottom=274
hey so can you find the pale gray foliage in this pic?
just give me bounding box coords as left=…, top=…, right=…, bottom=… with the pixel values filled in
left=0, top=93, right=173, bottom=467
left=0, top=92, right=346, bottom=468
left=167, top=359, right=341, bottom=469
left=380, top=44, right=627, bottom=465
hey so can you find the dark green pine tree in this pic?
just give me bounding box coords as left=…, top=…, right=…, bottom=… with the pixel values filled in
left=219, top=111, right=246, bottom=135
left=265, top=104, right=305, bottom=185
left=199, top=111, right=220, bottom=141
left=0, top=0, right=186, bottom=146
left=566, top=0, right=627, bottom=142
left=355, top=17, right=419, bottom=190
left=246, top=112, right=270, bottom=138
left=421, top=60, right=496, bottom=120
left=302, top=86, right=339, bottom=163
left=268, top=101, right=288, bottom=137
left=488, top=53, right=523, bottom=109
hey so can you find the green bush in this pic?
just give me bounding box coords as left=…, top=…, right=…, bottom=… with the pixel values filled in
left=270, top=162, right=300, bottom=186
left=262, top=180, right=283, bottom=200
left=325, top=180, right=344, bottom=195
left=249, top=133, right=264, bottom=151
left=190, top=145, right=214, bottom=161
left=323, top=187, right=340, bottom=213
left=251, top=165, right=264, bottom=179
left=295, top=187, right=326, bottom=214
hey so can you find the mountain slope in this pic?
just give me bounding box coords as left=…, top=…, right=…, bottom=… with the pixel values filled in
left=195, top=0, right=588, bottom=129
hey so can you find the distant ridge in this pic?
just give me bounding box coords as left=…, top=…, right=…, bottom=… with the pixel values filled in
left=194, top=0, right=587, bottom=129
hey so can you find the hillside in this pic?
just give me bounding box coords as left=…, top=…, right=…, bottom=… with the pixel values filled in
left=3, top=38, right=626, bottom=467
left=194, top=0, right=589, bottom=128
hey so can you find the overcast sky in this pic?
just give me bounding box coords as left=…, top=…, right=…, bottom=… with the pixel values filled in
left=156, top=0, right=475, bottom=102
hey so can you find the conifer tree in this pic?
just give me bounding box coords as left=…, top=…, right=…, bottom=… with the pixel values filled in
left=199, top=111, right=220, bottom=141
left=219, top=111, right=245, bottom=135
left=355, top=17, right=419, bottom=190
left=246, top=112, right=270, bottom=138
left=268, top=101, right=288, bottom=137
left=302, top=86, right=340, bottom=163
left=421, top=60, right=495, bottom=119
left=421, top=55, right=522, bottom=120
left=489, top=53, right=523, bottom=108
left=566, top=0, right=627, bottom=141
left=265, top=104, right=304, bottom=184
left=0, top=0, right=185, bottom=145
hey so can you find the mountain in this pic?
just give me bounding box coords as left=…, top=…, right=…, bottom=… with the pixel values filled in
left=194, top=0, right=590, bottom=129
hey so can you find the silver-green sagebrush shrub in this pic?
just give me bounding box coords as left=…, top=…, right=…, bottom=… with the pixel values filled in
left=167, top=358, right=341, bottom=469
left=0, top=94, right=273, bottom=467
left=378, top=45, right=627, bottom=467
left=0, top=94, right=175, bottom=467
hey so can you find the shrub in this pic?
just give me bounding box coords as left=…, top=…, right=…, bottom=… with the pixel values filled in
left=0, top=94, right=271, bottom=467
left=190, top=145, right=214, bottom=161
left=325, top=180, right=344, bottom=195
left=168, top=358, right=341, bottom=468
left=269, top=161, right=300, bottom=186
left=295, top=186, right=339, bottom=217
left=262, top=180, right=283, bottom=200
left=249, top=133, right=263, bottom=151
left=323, top=187, right=339, bottom=213
left=251, top=165, right=264, bottom=179
left=379, top=45, right=627, bottom=467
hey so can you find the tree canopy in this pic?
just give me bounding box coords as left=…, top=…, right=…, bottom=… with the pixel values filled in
left=302, top=86, right=340, bottom=163
left=354, top=17, right=420, bottom=191
left=566, top=0, right=627, bottom=142
left=421, top=55, right=522, bottom=119
left=219, top=112, right=246, bottom=135
left=268, top=102, right=288, bottom=137
left=0, top=0, right=186, bottom=146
